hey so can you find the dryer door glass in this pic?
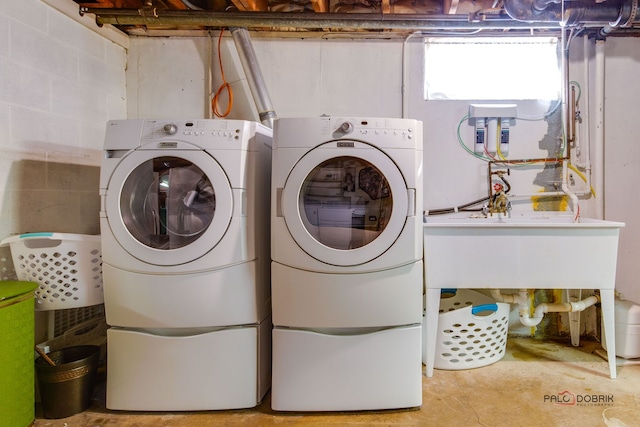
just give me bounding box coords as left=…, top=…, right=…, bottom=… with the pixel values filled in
left=300, top=156, right=391, bottom=250
left=282, top=141, right=409, bottom=267
left=121, top=156, right=216, bottom=250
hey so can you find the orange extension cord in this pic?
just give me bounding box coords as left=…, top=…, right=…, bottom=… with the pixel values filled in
left=212, top=29, right=233, bottom=118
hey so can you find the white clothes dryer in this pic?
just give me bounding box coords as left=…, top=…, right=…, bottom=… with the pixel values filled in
left=270, top=117, right=423, bottom=411
left=100, top=119, right=272, bottom=411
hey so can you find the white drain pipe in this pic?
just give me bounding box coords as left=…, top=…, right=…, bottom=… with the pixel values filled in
left=594, top=39, right=606, bottom=219
left=491, top=289, right=600, bottom=328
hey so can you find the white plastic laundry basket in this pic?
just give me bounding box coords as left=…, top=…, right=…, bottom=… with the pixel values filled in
left=1, top=233, right=103, bottom=310
left=434, top=289, right=510, bottom=370
left=37, top=316, right=108, bottom=365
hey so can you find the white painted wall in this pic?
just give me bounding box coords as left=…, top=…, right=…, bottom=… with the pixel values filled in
left=0, top=0, right=127, bottom=238
left=127, top=34, right=567, bottom=212
left=126, top=35, right=405, bottom=120
left=602, top=38, right=640, bottom=305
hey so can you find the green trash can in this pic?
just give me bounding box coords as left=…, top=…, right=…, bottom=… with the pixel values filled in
left=0, top=280, right=38, bottom=427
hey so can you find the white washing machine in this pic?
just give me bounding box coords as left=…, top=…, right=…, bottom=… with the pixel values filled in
left=99, top=119, right=272, bottom=411
left=270, top=117, right=423, bottom=411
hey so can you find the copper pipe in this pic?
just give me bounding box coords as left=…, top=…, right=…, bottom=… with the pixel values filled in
left=489, top=156, right=567, bottom=164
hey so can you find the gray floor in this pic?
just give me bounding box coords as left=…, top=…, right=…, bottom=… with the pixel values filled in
left=34, top=337, right=640, bottom=427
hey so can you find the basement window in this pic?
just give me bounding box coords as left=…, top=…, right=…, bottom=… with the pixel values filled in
left=424, top=37, right=560, bottom=100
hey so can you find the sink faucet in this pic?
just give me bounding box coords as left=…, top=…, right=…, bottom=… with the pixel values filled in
left=489, top=182, right=511, bottom=216
left=486, top=168, right=512, bottom=217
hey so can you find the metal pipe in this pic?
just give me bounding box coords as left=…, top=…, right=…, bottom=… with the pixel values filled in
left=80, top=8, right=565, bottom=31
left=230, top=27, right=277, bottom=128
left=503, top=0, right=628, bottom=25
left=533, top=0, right=561, bottom=12
left=79, top=2, right=640, bottom=35
left=600, top=0, right=638, bottom=36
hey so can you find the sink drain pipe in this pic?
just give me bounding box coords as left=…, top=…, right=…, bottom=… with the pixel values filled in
left=491, top=289, right=600, bottom=328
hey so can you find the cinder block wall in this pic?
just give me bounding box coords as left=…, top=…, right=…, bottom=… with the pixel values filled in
left=1, top=1, right=126, bottom=243
left=0, top=1, right=126, bottom=341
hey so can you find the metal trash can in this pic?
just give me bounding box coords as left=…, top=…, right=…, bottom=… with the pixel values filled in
left=35, top=345, right=100, bottom=419
left=0, top=280, right=38, bottom=427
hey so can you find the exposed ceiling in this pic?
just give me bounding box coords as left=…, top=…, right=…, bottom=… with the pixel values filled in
left=73, top=0, right=640, bottom=36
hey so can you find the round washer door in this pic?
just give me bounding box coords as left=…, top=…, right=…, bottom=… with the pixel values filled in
left=105, top=149, right=233, bottom=266
left=281, top=141, right=409, bottom=266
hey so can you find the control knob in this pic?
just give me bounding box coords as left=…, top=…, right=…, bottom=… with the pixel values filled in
left=339, top=121, right=354, bottom=134
left=163, top=123, right=178, bottom=135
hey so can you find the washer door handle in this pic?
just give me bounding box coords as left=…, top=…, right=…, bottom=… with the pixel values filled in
left=407, top=188, right=416, bottom=217
left=276, top=188, right=283, bottom=217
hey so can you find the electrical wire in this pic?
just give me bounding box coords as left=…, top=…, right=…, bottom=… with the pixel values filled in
left=457, top=114, right=488, bottom=161
left=569, top=80, right=582, bottom=104
left=212, top=29, right=233, bottom=118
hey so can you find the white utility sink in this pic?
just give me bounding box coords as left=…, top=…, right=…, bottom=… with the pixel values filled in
left=422, top=211, right=624, bottom=378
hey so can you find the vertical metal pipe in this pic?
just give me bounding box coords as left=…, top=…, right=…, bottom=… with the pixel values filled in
left=230, top=27, right=278, bottom=128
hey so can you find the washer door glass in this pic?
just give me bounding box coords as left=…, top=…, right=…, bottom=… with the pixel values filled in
left=122, top=156, right=216, bottom=250
left=281, top=141, right=409, bottom=266
left=106, top=149, right=233, bottom=266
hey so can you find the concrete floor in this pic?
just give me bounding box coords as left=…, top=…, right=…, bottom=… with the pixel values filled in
left=33, top=337, right=640, bottom=427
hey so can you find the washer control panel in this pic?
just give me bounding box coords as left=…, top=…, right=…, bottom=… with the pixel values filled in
left=142, top=120, right=244, bottom=144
